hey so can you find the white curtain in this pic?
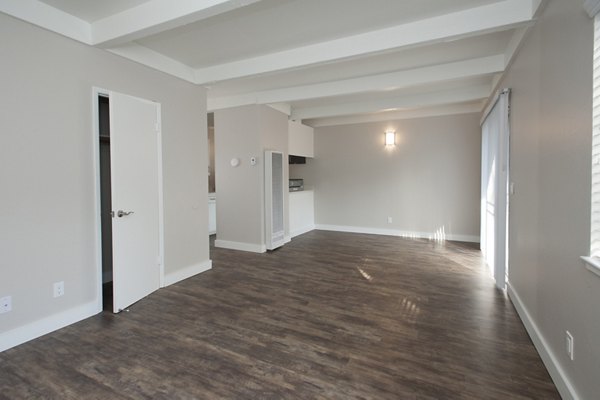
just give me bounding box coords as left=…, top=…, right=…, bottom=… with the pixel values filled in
left=481, top=90, right=510, bottom=289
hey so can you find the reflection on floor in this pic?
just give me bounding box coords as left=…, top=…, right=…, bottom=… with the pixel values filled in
left=0, top=230, right=559, bottom=399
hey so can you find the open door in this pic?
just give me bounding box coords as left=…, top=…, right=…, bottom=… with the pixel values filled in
left=109, top=91, right=162, bottom=312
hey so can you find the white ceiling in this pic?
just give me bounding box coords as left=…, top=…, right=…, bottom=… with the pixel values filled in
left=2, top=0, right=544, bottom=127
left=39, top=0, right=151, bottom=23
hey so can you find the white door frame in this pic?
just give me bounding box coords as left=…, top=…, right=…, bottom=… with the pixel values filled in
left=92, top=87, right=165, bottom=313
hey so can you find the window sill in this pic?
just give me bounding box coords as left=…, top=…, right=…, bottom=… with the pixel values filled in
left=581, top=256, right=600, bottom=277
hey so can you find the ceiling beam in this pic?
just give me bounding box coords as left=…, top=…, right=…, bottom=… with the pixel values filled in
left=92, top=0, right=264, bottom=48
left=291, top=85, right=491, bottom=120
left=196, top=0, right=539, bottom=84
left=0, top=0, right=91, bottom=43
left=108, top=43, right=197, bottom=83
left=207, top=55, right=504, bottom=111
left=304, top=103, right=483, bottom=128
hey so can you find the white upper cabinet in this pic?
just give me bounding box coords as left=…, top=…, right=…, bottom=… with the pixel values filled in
left=288, top=120, right=314, bottom=157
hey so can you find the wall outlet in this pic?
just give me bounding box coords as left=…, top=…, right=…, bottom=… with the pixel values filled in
left=387, top=216, right=393, bottom=224
left=0, top=296, right=11, bottom=314
left=566, top=330, right=574, bottom=360
left=53, top=281, right=64, bottom=298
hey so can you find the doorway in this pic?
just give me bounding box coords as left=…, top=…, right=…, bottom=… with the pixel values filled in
left=94, top=88, right=164, bottom=313
left=98, top=95, right=114, bottom=311
left=208, top=113, right=216, bottom=251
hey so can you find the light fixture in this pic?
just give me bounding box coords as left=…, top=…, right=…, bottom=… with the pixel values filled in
left=385, top=130, right=396, bottom=146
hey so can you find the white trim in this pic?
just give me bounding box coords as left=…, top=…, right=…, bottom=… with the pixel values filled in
left=580, top=256, right=600, bottom=277
left=155, top=103, right=165, bottom=288
left=290, top=224, right=315, bottom=238
left=585, top=0, right=600, bottom=18
left=0, top=300, right=98, bottom=352
left=164, top=260, right=212, bottom=286
left=214, top=239, right=267, bottom=253
left=507, top=283, right=581, bottom=400
left=315, top=224, right=479, bottom=243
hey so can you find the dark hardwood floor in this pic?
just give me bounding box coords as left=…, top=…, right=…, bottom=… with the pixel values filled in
left=0, top=231, right=559, bottom=399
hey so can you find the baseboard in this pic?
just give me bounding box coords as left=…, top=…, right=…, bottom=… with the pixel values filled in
left=315, top=224, right=479, bottom=243
left=164, top=260, right=212, bottom=286
left=507, top=283, right=580, bottom=400
left=291, top=224, right=315, bottom=238
left=214, top=239, right=266, bottom=253
left=0, top=300, right=99, bottom=353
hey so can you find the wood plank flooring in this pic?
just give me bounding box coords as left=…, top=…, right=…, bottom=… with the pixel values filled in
left=0, top=231, right=559, bottom=399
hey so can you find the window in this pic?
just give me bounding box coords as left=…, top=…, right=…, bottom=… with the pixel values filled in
left=582, top=13, right=600, bottom=276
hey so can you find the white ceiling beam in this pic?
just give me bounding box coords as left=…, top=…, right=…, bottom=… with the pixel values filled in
left=196, top=0, right=538, bottom=84
left=207, top=55, right=504, bottom=111
left=304, top=103, right=484, bottom=128
left=92, top=0, right=264, bottom=48
left=0, top=0, right=91, bottom=43
left=108, top=43, right=197, bottom=83
left=291, top=85, right=491, bottom=120
left=266, top=103, right=291, bottom=116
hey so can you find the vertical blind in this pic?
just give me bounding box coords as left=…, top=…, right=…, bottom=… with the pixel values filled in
left=591, top=14, right=600, bottom=256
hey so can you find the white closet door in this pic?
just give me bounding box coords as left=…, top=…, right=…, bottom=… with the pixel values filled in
left=110, top=91, right=161, bottom=312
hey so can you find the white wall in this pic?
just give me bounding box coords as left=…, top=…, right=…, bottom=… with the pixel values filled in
left=260, top=105, right=290, bottom=242
left=214, top=106, right=263, bottom=249
left=496, top=1, right=600, bottom=399
left=0, top=13, right=208, bottom=347
left=214, top=105, right=289, bottom=252
left=304, top=113, right=481, bottom=241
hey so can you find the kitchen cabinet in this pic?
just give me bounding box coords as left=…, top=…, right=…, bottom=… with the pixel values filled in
left=288, top=120, right=314, bottom=157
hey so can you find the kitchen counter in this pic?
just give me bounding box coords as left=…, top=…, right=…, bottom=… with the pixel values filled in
left=289, top=189, right=315, bottom=238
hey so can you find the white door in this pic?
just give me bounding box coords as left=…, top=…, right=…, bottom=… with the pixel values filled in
left=110, top=92, right=162, bottom=313
left=481, top=90, right=510, bottom=290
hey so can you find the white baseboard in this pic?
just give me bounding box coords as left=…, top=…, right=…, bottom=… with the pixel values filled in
left=164, top=260, right=212, bottom=287
left=507, top=283, right=580, bottom=400
left=214, top=239, right=266, bottom=253
left=291, top=224, right=315, bottom=238
left=0, top=300, right=99, bottom=353
left=315, top=224, right=479, bottom=243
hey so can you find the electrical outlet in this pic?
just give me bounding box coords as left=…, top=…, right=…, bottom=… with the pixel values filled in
left=566, top=331, right=574, bottom=360
left=53, top=281, right=64, bottom=298
left=387, top=216, right=393, bottom=224
left=0, top=296, right=11, bottom=314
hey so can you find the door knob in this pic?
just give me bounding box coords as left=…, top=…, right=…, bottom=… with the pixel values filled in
left=115, top=210, right=134, bottom=218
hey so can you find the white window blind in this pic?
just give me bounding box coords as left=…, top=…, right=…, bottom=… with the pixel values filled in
left=591, top=14, right=600, bottom=257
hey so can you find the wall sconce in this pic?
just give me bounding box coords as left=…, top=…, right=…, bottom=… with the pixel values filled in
left=385, top=130, right=396, bottom=146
